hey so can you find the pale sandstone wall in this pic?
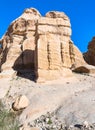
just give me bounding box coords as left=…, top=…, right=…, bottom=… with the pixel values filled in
left=0, top=8, right=85, bottom=81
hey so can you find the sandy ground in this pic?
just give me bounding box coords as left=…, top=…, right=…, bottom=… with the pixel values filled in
left=0, top=73, right=95, bottom=125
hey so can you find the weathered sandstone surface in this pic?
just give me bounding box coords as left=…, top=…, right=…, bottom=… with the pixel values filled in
left=0, top=8, right=86, bottom=81
left=12, top=95, right=29, bottom=111
left=84, top=37, right=95, bottom=66
left=1, top=73, right=95, bottom=130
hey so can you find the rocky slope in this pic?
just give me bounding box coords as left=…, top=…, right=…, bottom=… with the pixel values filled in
left=1, top=73, right=95, bottom=130
left=0, top=8, right=86, bottom=81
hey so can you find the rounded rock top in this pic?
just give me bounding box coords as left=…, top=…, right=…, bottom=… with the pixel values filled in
left=20, top=8, right=41, bottom=20
left=45, top=11, right=69, bottom=20
left=23, top=8, right=41, bottom=16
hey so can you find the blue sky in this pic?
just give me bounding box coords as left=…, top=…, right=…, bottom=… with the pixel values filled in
left=0, top=0, right=95, bottom=52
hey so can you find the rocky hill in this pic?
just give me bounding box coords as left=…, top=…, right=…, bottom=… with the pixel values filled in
left=0, top=8, right=95, bottom=130
left=0, top=8, right=87, bottom=82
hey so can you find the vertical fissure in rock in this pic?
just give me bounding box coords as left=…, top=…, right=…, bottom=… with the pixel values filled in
left=69, top=40, right=75, bottom=66
left=47, top=42, right=50, bottom=69
left=0, top=47, right=8, bottom=71
left=34, top=20, right=39, bottom=79
left=60, top=42, right=64, bottom=64
left=0, top=35, right=12, bottom=68
left=0, top=43, right=2, bottom=71
left=21, top=37, right=24, bottom=69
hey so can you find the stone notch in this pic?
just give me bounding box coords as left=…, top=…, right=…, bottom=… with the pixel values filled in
left=84, top=37, right=95, bottom=66
left=0, top=8, right=85, bottom=81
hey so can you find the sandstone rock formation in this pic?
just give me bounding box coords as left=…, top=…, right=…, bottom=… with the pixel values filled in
left=84, top=37, right=95, bottom=66
left=12, top=95, right=29, bottom=111
left=0, top=8, right=86, bottom=81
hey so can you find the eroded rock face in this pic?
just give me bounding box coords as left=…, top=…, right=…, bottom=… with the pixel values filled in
left=84, top=37, right=95, bottom=66
left=0, top=8, right=85, bottom=81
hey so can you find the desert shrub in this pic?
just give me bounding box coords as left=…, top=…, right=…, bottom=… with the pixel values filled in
left=0, top=100, right=19, bottom=130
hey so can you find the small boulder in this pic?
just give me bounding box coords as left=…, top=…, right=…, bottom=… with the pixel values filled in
left=83, top=121, right=89, bottom=128
left=72, top=64, right=95, bottom=74
left=12, top=95, right=29, bottom=111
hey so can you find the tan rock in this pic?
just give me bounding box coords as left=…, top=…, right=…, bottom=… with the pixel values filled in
left=69, top=40, right=86, bottom=68
left=21, top=8, right=41, bottom=20
left=11, top=18, right=26, bottom=35
left=13, top=95, right=29, bottom=111
left=46, top=11, right=69, bottom=20
left=20, top=126, right=40, bottom=130
left=30, top=128, right=41, bottom=130
left=72, top=64, right=95, bottom=73
left=0, top=8, right=87, bottom=81
left=26, top=20, right=36, bottom=31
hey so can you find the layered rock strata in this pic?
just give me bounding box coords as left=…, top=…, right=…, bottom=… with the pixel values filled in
left=0, top=8, right=85, bottom=81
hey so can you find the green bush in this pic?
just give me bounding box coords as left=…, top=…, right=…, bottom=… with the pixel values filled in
left=0, top=100, right=19, bottom=130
